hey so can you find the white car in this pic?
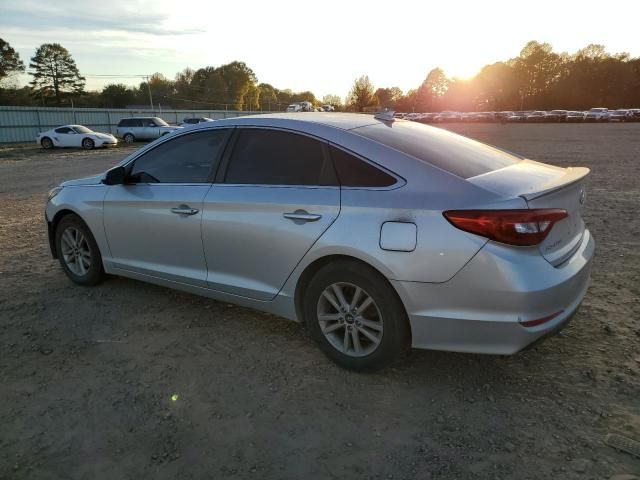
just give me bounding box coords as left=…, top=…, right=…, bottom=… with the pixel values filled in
left=584, top=108, right=610, bottom=122
left=37, top=125, right=117, bottom=150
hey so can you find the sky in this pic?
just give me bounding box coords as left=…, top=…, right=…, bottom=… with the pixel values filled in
left=1, top=0, right=639, bottom=100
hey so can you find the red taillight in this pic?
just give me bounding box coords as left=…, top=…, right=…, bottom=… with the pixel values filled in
left=443, top=209, right=568, bottom=246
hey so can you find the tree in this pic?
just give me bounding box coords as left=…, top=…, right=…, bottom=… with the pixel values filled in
left=322, top=94, right=343, bottom=108
left=375, top=87, right=403, bottom=108
left=347, top=75, right=376, bottom=111
left=29, top=43, right=85, bottom=105
left=414, top=68, right=449, bottom=111
left=0, top=38, right=25, bottom=83
left=101, top=83, right=136, bottom=108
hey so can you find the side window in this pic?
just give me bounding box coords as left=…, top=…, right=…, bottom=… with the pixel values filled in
left=129, top=130, right=230, bottom=183
left=224, top=129, right=336, bottom=186
left=55, top=127, right=71, bottom=134
left=144, top=119, right=156, bottom=127
left=133, top=119, right=143, bottom=127
left=329, top=146, right=396, bottom=187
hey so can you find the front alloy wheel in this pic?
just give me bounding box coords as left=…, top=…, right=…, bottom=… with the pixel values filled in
left=60, top=227, right=92, bottom=276
left=55, top=214, right=104, bottom=285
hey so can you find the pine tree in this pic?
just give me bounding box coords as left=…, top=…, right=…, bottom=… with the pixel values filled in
left=29, top=43, right=85, bottom=105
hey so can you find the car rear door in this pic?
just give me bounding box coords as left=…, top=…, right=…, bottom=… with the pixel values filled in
left=103, top=129, right=231, bottom=285
left=201, top=128, right=340, bottom=300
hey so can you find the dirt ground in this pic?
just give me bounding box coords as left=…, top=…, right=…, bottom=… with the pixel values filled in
left=1, top=124, right=639, bottom=480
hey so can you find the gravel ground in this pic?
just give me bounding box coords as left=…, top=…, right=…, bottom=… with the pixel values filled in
left=1, top=125, right=639, bottom=480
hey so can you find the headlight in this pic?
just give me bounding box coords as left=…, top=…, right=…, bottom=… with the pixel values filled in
left=47, top=186, right=63, bottom=202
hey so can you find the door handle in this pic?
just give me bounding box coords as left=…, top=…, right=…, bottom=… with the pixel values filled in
left=171, top=205, right=199, bottom=215
left=283, top=210, right=322, bottom=222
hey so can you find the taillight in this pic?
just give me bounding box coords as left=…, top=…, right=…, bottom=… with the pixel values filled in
left=443, top=209, right=568, bottom=246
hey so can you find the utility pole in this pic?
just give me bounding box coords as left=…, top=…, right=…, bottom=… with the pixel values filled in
left=145, top=76, right=153, bottom=111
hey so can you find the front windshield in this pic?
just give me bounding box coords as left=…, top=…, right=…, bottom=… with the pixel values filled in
left=153, top=117, right=169, bottom=126
left=73, top=126, right=93, bottom=134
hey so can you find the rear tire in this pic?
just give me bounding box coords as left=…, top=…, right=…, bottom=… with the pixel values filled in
left=82, top=138, right=95, bottom=150
left=303, top=260, right=410, bottom=371
left=41, top=137, right=53, bottom=149
left=123, top=133, right=135, bottom=144
left=55, top=214, right=104, bottom=286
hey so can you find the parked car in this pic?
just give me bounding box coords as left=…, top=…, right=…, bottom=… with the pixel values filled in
left=609, top=109, right=630, bottom=122
left=286, top=101, right=313, bottom=112
left=116, top=117, right=182, bottom=143
left=526, top=111, right=549, bottom=122
left=566, top=111, right=586, bottom=122
left=181, top=117, right=214, bottom=126
left=45, top=113, right=594, bottom=371
left=472, top=112, right=496, bottom=122
left=37, top=125, right=117, bottom=150
left=322, top=105, right=335, bottom=112
left=628, top=108, right=640, bottom=121
left=584, top=108, right=610, bottom=122
left=504, top=112, right=527, bottom=122
left=547, top=110, right=568, bottom=122
left=434, top=111, right=461, bottom=123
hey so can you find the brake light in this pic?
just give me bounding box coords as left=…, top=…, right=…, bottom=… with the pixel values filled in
left=443, top=209, right=568, bottom=246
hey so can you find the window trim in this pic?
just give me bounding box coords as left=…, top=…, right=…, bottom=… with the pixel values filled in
left=216, top=126, right=339, bottom=189
left=121, top=128, right=233, bottom=186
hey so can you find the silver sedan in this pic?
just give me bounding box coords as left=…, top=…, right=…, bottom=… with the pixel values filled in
left=45, top=113, right=595, bottom=371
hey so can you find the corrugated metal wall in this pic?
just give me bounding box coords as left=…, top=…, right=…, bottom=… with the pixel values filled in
left=0, top=107, right=272, bottom=144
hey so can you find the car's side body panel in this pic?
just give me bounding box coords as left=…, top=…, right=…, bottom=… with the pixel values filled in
left=202, top=184, right=340, bottom=300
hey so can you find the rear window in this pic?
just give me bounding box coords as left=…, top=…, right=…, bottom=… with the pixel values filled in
left=351, top=121, right=522, bottom=179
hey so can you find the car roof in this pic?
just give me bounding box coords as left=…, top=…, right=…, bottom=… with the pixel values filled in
left=200, top=113, right=382, bottom=131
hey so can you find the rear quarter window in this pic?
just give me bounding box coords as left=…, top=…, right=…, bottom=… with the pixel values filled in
left=351, top=121, right=522, bottom=179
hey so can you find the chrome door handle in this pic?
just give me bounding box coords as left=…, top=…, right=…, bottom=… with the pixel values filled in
left=283, top=210, right=322, bottom=222
left=171, top=205, right=199, bottom=215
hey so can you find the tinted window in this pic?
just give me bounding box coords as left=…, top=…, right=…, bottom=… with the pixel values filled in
left=352, top=121, right=522, bottom=179
left=329, top=146, right=396, bottom=187
left=130, top=130, right=230, bottom=183
left=225, top=129, right=336, bottom=186
left=118, top=119, right=131, bottom=127
left=55, top=127, right=72, bottom=134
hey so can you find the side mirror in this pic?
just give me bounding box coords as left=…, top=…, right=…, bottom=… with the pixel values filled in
left=103, top=166, right=126, bottom=185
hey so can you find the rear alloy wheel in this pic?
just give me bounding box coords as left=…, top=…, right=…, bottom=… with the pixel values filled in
left=55, top=215, right=104, bottom=286
left=304, top=260, right=410, bottom=371
left=41, top=137, right=53, bottom=149
left=82, top=138, right=95, bottom=150
left=123, top=133, right=135, bottom=144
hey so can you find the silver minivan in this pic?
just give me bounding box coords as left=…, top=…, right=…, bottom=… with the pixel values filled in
left=116, top=117, right=181, bottom=143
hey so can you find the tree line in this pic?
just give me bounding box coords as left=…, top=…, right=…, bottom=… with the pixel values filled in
left=1, top=38, right=639, bottom=112
left=350, top=41, right=640, bottom=113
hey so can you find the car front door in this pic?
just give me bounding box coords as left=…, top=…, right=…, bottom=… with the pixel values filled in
left=103, top=129, right=231, bottom=286
left=142, top=119, right=160, bottom=139
left=52, top=127, right=77, bottom=147
left=201, top=128, right=340, bottom=300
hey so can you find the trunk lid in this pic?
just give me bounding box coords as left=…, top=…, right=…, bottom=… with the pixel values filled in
left=469, top=159, right=589, bottom=266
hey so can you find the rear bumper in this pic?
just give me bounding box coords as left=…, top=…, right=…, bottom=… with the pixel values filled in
left=393, top=229, right=595, bottom=354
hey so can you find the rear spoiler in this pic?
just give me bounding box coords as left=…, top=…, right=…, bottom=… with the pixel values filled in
left=520, top=166, right=590, bottom=201
left=468, top=159, right=590, bottom=201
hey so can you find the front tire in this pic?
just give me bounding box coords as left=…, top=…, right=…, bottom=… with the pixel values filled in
left=303, top=260, right=410, bottom=371
left=123, top=133, right=135, bottom=144
left=82, top=138, right=95, bottom=150
left=55, top=215, right=104, bottom=286
left=41, top=137, right=53, bottom=149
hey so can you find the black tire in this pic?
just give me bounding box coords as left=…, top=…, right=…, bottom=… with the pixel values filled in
left=41, top=137, right=54, bottom=149
left=55, top=214, right=104, bottom=286
left=82, top=138, right=95, bottom=150
left=303, top=260, right=410, bottom=371
left=123, top=133, right=135, bottom=144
